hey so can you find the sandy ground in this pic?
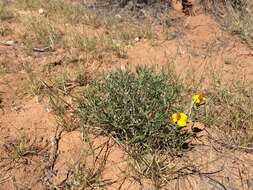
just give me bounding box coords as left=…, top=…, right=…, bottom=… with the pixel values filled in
left=0, top=1, right=253, bottom=189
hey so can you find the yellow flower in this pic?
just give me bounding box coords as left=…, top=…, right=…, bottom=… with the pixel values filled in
left=171, top=112, right=188, bottom=127
left=192, top=94, right=207, bottom=105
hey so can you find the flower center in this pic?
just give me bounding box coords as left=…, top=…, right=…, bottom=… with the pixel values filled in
left=198, top=94, right=204, bottom=101
left=176, top=112, right=181, bottom=120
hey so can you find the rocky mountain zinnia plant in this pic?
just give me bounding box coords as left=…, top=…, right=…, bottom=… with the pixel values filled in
left=78, top=66, right=191, bottom=152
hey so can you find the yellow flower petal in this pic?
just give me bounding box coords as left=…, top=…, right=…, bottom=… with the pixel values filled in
left=171, top=113, right=178, bottom=123
left=192, top=95, right=200, bottom=104
left=177, top=119, right=187, bottom=127
left=192, top=94, right=207, bottom=105
left=170, top=112, right=188, bottom=127
left=179, top=112, right=188, bottom=120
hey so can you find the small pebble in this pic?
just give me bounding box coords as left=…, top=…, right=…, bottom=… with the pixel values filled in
left=115, top=14, right=122, bottom=19
left=135, top=37, right=140, bottom=42
left=38, top=8, right=44, bottom=14
left=5, top=40, right=15, bottom=46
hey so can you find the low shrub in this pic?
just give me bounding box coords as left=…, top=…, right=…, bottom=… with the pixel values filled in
left=78, top=66, right=191, bottom=152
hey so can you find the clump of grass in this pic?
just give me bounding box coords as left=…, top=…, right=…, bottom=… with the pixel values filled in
left=64, top=32, right=127, bottom=58
left=226, top=10, right=253, bottom=46
left=23, top=64, right=44, bottom=96
left=15, top=0, right=44, bottom=9
left=129, top=150, right=180, bottom=188
left=63, top=22, right=156, bottom=59
left=3, top=135, right=39, bottom=162
left=48, top=93, right=79, bottom=132
left=137, top=24, right=157, bottom=40
left=16, top=0, right=99, bottom=26
left=114, top=23, right=157, bottom=43
left=65, top=33, right=98, bottom=53
left=66, top=163, right=107, bottom=189
left=78, top=66, right=191, bottom=152
left=40, top=70, right=86, bottom=132
left=101, top=37, right=127, bottom=58
left=51, top=71, right=73, bottom=95
left=0, top=1, right=14, bottom=21
left=21, top=16, right=61, bottom=51
left=202, top=0, right=253, bottom=47
left=38, top=78, right=81, bottom=132
left=64, top=140, right=114, bottom=189
left=193, top=81, right=253, bottom=146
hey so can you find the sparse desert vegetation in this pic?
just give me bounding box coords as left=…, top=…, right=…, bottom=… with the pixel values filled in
left=0, top=0, right=253, bottom=190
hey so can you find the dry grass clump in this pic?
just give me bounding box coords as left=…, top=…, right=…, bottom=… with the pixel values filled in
left=20, top=16, right=61, bottom=51
left=192, top=80, right=253, bottom=147
left=16, top=0, right=99, bottom=25
left=0, top=1, right=14, bottom=21
left=201, top=0, right=253, bottom=46
left=1, top=134, right=40, bottom=163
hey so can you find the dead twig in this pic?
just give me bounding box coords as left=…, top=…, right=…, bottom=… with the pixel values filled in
left=41, top=125, right=63, bottom=189
left=33, top=47, right=50, bottom=52
left=0, top=41, right=15, bottom=46
left=40, top=80, right=75, bottom=110
left=48, top=125, right=63, bottom=170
